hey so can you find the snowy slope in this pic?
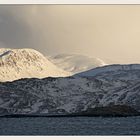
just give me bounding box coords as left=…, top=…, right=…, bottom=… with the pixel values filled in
left=50, top=54, right=106, bottom=74
left=0, top=48, right=70, bottom=82
left=1, top=64, right=140, bottom=116
left=76, top=64, right=140, bottom=78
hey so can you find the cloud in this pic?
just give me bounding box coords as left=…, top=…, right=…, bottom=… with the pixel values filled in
left=0, top=5, right=140, bottom=64
left=0, top=6, right=32, bottom=49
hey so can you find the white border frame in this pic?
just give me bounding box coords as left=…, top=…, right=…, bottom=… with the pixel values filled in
left=0, top=0, right=140, bottom=139
left=0, top=0, right=140, bottom=4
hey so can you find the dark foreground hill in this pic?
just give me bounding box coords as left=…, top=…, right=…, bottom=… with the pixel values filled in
left=0, top=64, right=140, bottom=117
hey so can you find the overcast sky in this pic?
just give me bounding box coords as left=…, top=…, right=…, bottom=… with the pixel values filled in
left=0, top=5, right=140, bottom=64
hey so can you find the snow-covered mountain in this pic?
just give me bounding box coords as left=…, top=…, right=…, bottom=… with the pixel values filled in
left=76, top=64, right=140, bottom=80
left=0, top=64, right=140, bottom=116
left=0, top=48, right=70, bottom=82
left=50, top=53, right=106, bottom=74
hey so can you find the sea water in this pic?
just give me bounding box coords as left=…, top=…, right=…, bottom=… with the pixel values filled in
left=0, top=116, right=140, bottom=135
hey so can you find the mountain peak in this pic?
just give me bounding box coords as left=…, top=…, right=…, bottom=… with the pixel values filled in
left=0, top=48, right=71, bottom=82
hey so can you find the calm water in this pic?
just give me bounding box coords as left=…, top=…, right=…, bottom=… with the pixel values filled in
left=0, top=116, right=140, bottom=135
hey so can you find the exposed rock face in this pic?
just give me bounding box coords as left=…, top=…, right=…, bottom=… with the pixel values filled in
left=1, top=64, right=140, bottom=117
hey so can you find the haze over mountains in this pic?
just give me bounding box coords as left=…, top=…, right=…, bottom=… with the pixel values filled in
left=50, top=54, right=106, bottom=74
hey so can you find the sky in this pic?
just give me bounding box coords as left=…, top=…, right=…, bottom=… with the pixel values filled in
left=0, top=5, right=140, bottom=64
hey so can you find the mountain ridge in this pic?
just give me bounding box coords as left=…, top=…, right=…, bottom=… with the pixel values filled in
left=76, top=64, right=140, bottom=77
left=0, top=49, right=140, bottom=116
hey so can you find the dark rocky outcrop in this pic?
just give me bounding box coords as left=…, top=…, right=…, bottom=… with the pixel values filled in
left=74, top=105, right=140, bottom=117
